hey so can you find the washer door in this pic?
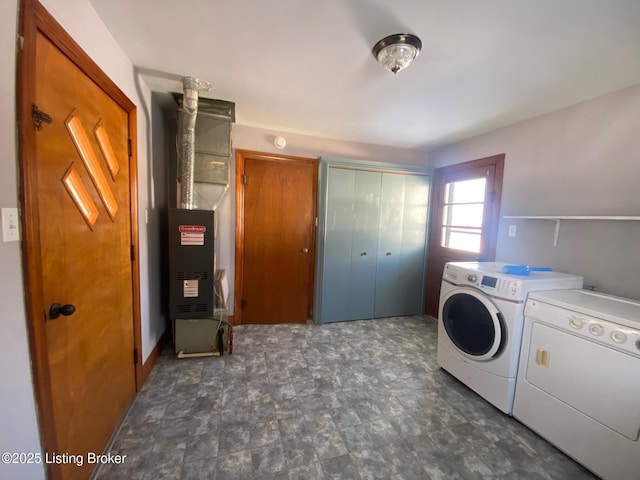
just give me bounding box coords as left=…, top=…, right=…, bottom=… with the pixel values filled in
left=440, top=287, right=505, bottom=361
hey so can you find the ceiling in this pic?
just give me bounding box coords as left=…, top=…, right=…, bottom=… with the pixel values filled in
left=90, top=0, right=640, bottom=151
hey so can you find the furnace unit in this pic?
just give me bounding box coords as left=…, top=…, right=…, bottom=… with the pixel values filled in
left=168, top=79, right=233, bottom=356
left=168, top=208, right=215, bottom=320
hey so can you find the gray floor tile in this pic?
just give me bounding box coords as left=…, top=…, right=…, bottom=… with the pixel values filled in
left=251, top=442, right=287, bottom=475
left=214, top=449, right=252, bottom=480
left=281, top=436, right=320, bottom=469
left=321, top=454, right=361, bottom=480
left=289, top=461, right=325, bottom=480
left=96, top=316, right=598, bottom=480
left=249, top=419, right=281, bottom=448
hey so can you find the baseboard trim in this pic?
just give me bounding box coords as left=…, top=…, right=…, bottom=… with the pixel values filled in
left=141, top=332, right=166, bottom=384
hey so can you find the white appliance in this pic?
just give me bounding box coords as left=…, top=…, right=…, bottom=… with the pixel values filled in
left=513, top=289, right=640, bottom=480
left=437, top=262, right=583, bottom=414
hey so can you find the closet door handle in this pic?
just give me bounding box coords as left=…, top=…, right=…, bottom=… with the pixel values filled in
left=386, top=252, right=392, bottom=256
left=360, top=252, right=367, bottom=256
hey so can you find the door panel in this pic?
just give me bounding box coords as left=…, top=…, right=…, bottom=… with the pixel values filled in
left=240, top=154, right=317, bottom=324
left=375, top=173, right=405, bottom=317
left=425, top=155, right=504, bottom=317
left=322, top=168, right=356, bottom=322
left=396, top=174, right=430, bottom=314
left=375, top=173, right=430, bottom=317
left=321, top=168, right=381, bottom=322
left=349, top=170, right=381, bottom=319
left=35, top=32, right=136, bottom=480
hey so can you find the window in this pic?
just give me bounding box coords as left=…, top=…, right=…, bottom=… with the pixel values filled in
left=441, top=177, right=486, bottom=253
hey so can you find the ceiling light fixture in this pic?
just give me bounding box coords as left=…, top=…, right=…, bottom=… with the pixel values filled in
left=372, top=33, right=422, bottom=74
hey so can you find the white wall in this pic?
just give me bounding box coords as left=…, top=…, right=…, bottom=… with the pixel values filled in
left=429, top=83, right=640, bottom=299
left=0, top=1, right=163, bottom=477
left=217, top=124, right=430, bottom=314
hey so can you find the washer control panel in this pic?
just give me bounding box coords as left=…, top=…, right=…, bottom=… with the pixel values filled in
left=453, top=271, right=523, bottom=298
left=443, top=263, right=582, bottom=303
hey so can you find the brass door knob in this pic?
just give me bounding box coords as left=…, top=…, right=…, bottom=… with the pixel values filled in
left=302, top=248, right=309, bottom=254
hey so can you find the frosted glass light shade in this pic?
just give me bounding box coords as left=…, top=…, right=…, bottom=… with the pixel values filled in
left=372, top=33, right=422, bottom=74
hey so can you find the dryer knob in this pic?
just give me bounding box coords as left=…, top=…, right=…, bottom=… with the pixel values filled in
left=467, top=274, right=478, bottom=283
left=569, top=318, right=584, bottom=329
left=589, top=324, right=604, bottom=336
left=611, top=331, right=626, bottom=344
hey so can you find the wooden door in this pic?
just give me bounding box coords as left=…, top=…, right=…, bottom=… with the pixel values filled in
left=424, top=154, right=504, bottom=317
left=19, top=7, right=139, bottom=477
left=374, top=173, right=430, bottom=318
left=235, top=151, right=317, bottom=324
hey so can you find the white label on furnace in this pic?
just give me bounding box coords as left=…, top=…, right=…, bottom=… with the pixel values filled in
left=183, top=279, right=199, bottom=298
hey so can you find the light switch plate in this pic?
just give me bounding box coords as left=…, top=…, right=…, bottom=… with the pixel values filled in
left=508, top=224, right=517, bottom=237
left=2, top=207, right=20, bottom=242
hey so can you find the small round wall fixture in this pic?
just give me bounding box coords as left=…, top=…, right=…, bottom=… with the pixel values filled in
left=372, top=33, right=422, bottom=74
left=274, top=136, right=287, bottom=149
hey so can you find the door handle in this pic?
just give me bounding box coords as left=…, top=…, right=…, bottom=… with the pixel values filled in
left=302, top=248, right=309, bottom=254
left=360, top=252, right=367, bottom=256
left=49, top=303, right=76, bottom=320
left=535, top=348, right=550, bottom=367
left=386, top=252, right=392, bottom=256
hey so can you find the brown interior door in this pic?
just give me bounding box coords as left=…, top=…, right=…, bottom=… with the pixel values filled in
left=424, top=154, right=504, bottom=317
left=236, top=151, right=317, bottom=324
left=33, top=31, right=136, bottom=480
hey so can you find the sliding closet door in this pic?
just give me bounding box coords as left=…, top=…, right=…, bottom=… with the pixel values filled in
left=375, top=173, right=430, bottom=317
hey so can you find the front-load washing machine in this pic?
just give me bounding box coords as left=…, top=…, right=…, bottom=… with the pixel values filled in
left=437, top=262, right=583, bottom=414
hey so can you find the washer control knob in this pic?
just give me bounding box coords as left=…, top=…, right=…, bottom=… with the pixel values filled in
left=569, top=318, right=584, bottom=329
left=467, top=274, right=478, bottom=283
left=611, top=331, right=627, bottom=344
left=589, top=324, right=604, bottom=336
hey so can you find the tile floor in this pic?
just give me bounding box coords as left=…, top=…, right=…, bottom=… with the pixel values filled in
left=96, top=316, right=597, bottom=479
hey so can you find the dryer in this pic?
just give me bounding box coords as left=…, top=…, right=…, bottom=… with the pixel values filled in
left=513, top=289, right=640, bottom=480
left=437, top=262, right=583, bottom=414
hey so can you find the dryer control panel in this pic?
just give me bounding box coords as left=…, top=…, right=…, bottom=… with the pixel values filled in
left=525, top=299, right=640, bottom=357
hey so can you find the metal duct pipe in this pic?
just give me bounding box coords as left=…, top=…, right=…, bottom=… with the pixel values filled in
left=178, top=77, right=211, bottom=209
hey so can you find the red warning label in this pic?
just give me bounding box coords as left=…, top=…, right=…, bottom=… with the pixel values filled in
left=179, top=225, right=206, bottom=233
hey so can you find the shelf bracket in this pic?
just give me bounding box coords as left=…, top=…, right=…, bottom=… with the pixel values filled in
left=553, top=219, right=561, bottom=247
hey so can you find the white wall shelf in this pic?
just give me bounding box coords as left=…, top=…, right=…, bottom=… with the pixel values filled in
left=503, top=215, right=640, bottom=247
